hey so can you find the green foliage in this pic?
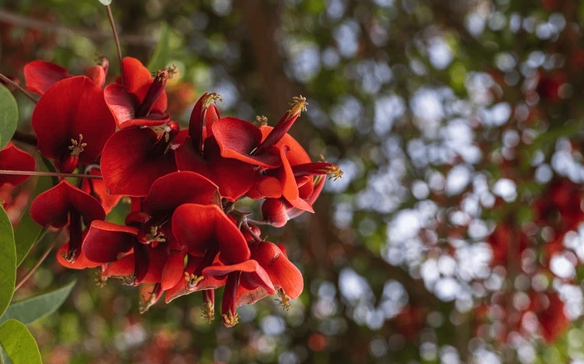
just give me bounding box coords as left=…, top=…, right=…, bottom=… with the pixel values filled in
left=147, top=23, right=171, bottom=72
left=0, top=280, right=77, bottom=326
left=0, top=207, right=15, bottom=319
left=0, top=85, right=18, bottom=150
left=0, top=320, right=42, bottom=364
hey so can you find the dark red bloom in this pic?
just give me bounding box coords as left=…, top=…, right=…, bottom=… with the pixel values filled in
left=24, top=58, right=108, bottom=95
left=0, top=142, right=36, bottom=188
left=82, top=221, right=149, bottom=286
left=100, top=124, right=179, bottom=196
left=138, top=171, right=221, bottom=243
left=31, top=76, right=116, bottom=173
left=247, top=241, right=303, bottom=305
left=30, top=180, right=105, bottom=262
left=172, top=204, right=250, bottom=264
left=176, top=93, right=255, bottom=201
left=203, top=260, right=275, bottom=327
left=103, top=57, right=170, bottom=128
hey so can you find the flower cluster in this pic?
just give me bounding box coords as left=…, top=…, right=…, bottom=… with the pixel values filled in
left=3, top=56, right=341, bottom=326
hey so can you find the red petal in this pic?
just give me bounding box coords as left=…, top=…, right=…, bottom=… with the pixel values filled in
left=0, top=143, right=36, bottom=187
left=176, top=137, right=254, bottom=201
left=31, top=76, right=116, bottom=165
left=142, top=171, right=220, bottom=215
left=203, top=260, right=275, bottom=295
left=261, top=198, right=288, bottom=228
left=103, top=253, right=135, bottom=279
left=260, top=126, right=311, bottom=165
left=100, top=127, right=177, bottom=196
left=143, top=244, right=168, bottom=283
left=213, top=117, right=281, bottom=168
left=82, top=168, right=122, bottom=215
left=172, top=204, right=250, bottom=263
left=161, top=250, right=187, bottom=290
left=251, top=242, right=303, bottom=299
left=85, top=65, right=106, bottom=88
left=30, top=181, right=105, bottom=228
left=122, top=57, right=167, bottom=113
left=56, top=243, right=101, bottom=269
left=82, top=220, right=136, bottom=262
left=247, top=175, right=282, bottom=200
left=24, top=60, right=70, bottom=95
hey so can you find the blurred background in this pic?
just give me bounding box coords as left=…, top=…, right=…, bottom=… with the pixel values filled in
left=2, top=0, right=584, bottom=363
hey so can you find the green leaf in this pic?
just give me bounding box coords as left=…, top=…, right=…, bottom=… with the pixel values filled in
left=0, top=207, right=15, bottom=318
left=0, top=280, right=76, bottom=326
left=147, top=22, right=171, bottom=72
left=0, top=320, right=42, bottom=364
left=0, top=85, right=18, bottom=150
left=14, top=160, right=55, bottom=267
left=98, top=0, right=112, bottom=5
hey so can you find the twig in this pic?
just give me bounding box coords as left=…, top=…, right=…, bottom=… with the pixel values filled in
left=0, top=9, right=156, bottom=45
left=0, top=170, right=103, bottom=179
left=0, top=73, right=38, bottom=104
left=105, top=5, right=124, bottom=86
left=15, top=229, right=64, bottom=291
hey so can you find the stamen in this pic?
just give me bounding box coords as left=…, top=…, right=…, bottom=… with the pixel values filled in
left=68, top=134, right=87, bottom=157
left=95, top=266, right=108, bottom=287
left=275, top=288, right=291, bottom=311
left=289, top=95, right=308, bottom=117
left=222, top=311, right=239, bottom=327
left=255, top=115, right=268, bottom=126
left=184, top=272, right=204, bottom=288
left=201, top=302, right=215, bottom=323
left=118, top=271, right=137, bottom=286
left=202, top=92, right=222, bottom=109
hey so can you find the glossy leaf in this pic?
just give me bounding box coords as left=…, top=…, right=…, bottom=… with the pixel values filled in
left=147, top=22, right=170, bottom=72
left=0, top=280, right=76, bottom=326
left=0, top=320, right=42, bottom=364
left=0, top=207, right=15, bottom=318
left=0, top=85, right=18, bottom=150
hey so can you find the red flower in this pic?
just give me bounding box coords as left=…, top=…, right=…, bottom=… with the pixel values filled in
left=31, top=76, right=116, bottom=173
left=248, top=241, right=303, bottom=305
left=103, top=57, right=170, bottom=128
left=100, top=122, right=179, bottom=196
left=172, top=203, right=250, bottom=265
left=138, top=171, right=221, bottom=243
left=24, top=58, right=109, bottom=94
left=82, top=221, right=150, bottom=286
left=203, top=260, right=275, bottom=327
left=30, top=180, right=105, bottom=263
left=212, top=96, right=309, bottom=169
left=176, top=93, right=255, bottom=201
left=0, top=142, right=36, bottom=188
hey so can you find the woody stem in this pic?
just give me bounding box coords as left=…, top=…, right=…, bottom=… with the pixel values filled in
left=0, top=170, right=103, bottom=179
left=242, top=221, right=263, bottom=243
left=0, top=73, right=38, bottom=104
left=105, top=5, right=124, bottom=86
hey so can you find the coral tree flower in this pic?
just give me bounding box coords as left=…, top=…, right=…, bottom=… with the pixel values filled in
left=0, top=142, right=36, bottom=188
left=24, top=57, right=109, bottom=94
left=31, top=76, right=116, bottom=173
left=104, top=57, right=170, bottom=128
left=100, top=121, right=179, bottom=196
left=175, top=93, right=254, bottom=201
left=30, top=180, right=105, bottom=263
